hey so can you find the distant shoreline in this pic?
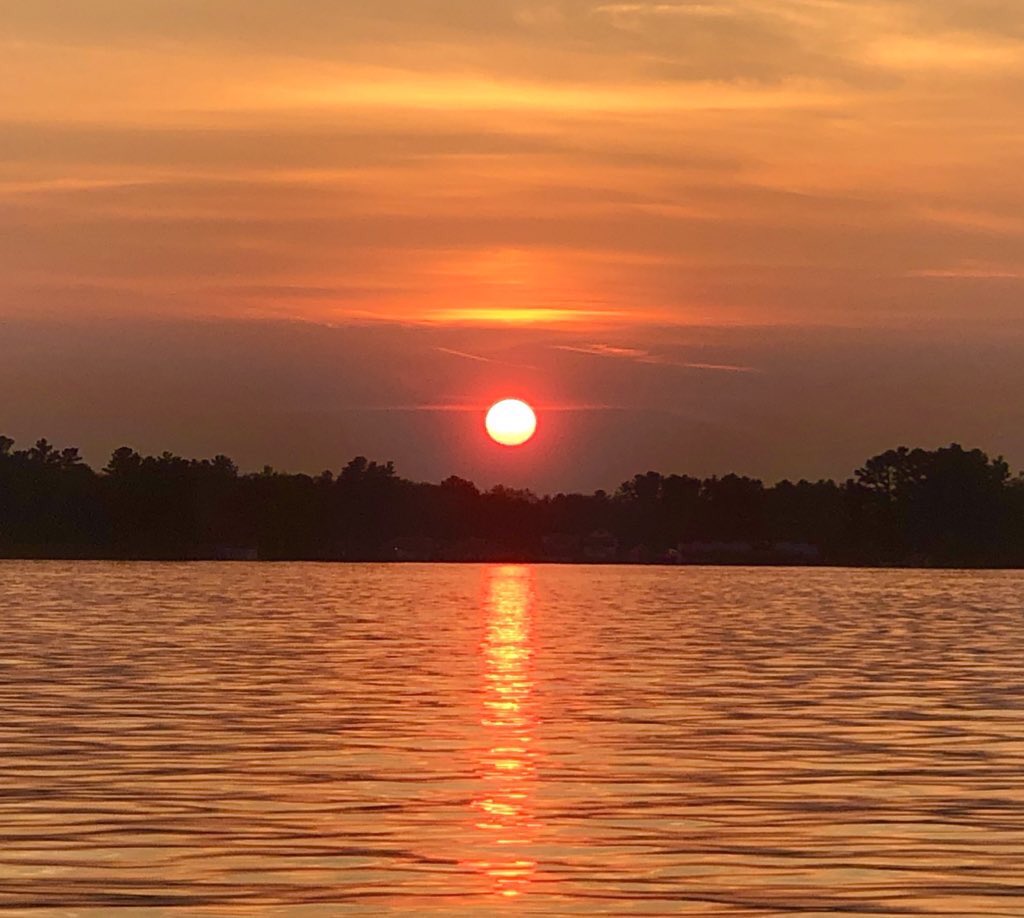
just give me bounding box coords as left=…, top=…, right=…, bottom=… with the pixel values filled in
left=2, top=555, right=1021, bottom=571
left=4, top=436, right=1023, bottom=569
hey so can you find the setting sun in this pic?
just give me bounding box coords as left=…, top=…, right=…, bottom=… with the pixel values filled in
left=485, top=400, right=537, bottom=447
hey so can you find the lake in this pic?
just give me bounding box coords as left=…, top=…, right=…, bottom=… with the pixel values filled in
left=1, top=562, right=1023, bottom=915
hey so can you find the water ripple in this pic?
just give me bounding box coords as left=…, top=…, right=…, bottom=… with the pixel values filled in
left=1, top=562, right=1023, bottom=915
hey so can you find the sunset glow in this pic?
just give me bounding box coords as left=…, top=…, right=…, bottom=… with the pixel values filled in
left=6, top=4, right=1024, bottom=914
left=5, top=1, right=1024, bottom=491
left=7, top=1, right=1024, bottom=332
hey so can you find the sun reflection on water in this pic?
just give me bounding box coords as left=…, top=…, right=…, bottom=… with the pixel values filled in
left=467, top=564, right=540, bottom=899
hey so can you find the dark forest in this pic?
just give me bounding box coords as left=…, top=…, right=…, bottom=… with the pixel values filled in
left=2, top=435, right=1022, bottom=566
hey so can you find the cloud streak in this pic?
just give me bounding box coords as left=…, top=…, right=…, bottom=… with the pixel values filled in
left=434, top=346, right=497, bottom=363
left=554, top=343, right=756, bottom=372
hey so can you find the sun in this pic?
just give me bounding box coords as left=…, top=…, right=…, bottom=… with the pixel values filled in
left=485, top=399, right=537, bottom=447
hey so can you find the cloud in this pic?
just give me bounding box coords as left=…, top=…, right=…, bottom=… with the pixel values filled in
left=553, top=343, right=756, bottom=372
left=907, top=267, right=1024, bottom=280
left=3, top=0, right=1024, bottom=334
left=434, top=346, right=498, bottom=363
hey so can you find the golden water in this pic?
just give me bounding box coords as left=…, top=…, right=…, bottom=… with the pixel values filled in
left=1, top=562, right=1023, bottom=915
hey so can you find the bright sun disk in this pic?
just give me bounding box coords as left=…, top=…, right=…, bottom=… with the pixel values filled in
left=485, top=399, right=537, bottom=447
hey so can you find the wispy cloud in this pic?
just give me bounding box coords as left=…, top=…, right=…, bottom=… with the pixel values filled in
left=553, top=343, right=756, bottom=372
left=595, top=3, right=738, bottom=20
left=434, top=346, right=496, bottom=363
left=907, top=267, right=1024, bottom=279
left=555, top=343, right=653, bottom=359
left=349, top=402, right=620, bottom=412
left=433, top=345, right=538, bottom=370
left=426, top=308, right=632, bottom=325
left=280, top=74, right=845, bottom=115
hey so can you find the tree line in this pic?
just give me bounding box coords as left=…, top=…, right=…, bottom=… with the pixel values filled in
left=2, top=434, right=1023, bottom=566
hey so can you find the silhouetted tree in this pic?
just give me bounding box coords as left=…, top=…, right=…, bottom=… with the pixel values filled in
left=2, top=434, right=1023, bottom=565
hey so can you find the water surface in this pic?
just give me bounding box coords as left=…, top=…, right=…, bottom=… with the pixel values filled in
left=1, top=562, right=1023, bottom=915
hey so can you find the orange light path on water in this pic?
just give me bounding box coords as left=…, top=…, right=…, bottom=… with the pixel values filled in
left=465, top=565, right=540, bottom=899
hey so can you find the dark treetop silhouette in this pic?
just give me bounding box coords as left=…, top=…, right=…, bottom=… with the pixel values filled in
left=2, top=435, right=1023, bottom=566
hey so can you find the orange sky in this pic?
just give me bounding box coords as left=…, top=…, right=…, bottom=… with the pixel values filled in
left=2, top=2, right=1023, bottom=487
